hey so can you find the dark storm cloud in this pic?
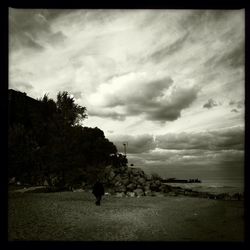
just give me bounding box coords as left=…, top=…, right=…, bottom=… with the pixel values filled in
left=143, top=86, right=199, bottom=121
left=229, top=100, right=244, bottom=109
left=105, top=77, right=173, bottom=108
left=156, top=126, right=244, bottom=151
left=100, top=76, right=199, bottom=122
left=9, top=8, right=67, bottom=51
left=149, top=32, right=190, bottom=63
left=88, top=110, right=126, bottom=121
left=109, top=134, right=156, bottom=154
left=203, top=98, right=218, bottom=109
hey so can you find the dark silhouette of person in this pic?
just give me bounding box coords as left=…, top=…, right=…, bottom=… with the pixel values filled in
left=92, top=180, right=104, bottom=206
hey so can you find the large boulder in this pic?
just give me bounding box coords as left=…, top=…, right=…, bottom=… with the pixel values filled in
left=126, top=183, right=136, bottom=191
left=155, top=180, right=162, bottom=186
left=108, top=170, right=116, bottom=181
left=114, top=181, right=122, bottom=187
left=150, top=182, right=160, bottom=192
left=115, top=192, right=125, bottom=198
left=138, top=177, right=146, bottom=185
left=145, top=174, right=152, bottom=181
left=114, top=185, right=126, bottom=193
left=160, top=184, right=172, bottom=193
left=113, top=175, right=122, bottom=183
left=134, top=188, right=144, bottom=197
left=120, top=166, right=128, bottom=173
left=126, top=192, right=136, bottom=197
left=121, top=178, right=130, bottom=186
left=144, top=190, right=152, bottom=196
left=131, top=168, right=144, bottom=176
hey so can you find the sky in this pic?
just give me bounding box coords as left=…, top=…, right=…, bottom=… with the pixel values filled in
left=9, top=9, right=245, bottom=180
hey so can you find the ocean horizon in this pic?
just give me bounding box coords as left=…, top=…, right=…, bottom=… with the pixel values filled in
left=134, top=164, right=244, bottom=194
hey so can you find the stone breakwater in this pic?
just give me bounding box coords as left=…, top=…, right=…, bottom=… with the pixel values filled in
left=10, top=165, right=244, bottom=201
left=98, top=165, right=244, bottom=201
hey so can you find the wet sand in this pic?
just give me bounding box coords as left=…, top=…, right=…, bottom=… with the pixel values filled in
left=8, top=191, right=244, bottom=241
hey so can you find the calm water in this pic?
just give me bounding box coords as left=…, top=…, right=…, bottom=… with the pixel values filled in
left=165, top=179, right=244, bottom=194
left=136, top=165, right=244, bottom=194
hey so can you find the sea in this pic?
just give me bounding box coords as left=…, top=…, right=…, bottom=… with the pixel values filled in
left=164, top=178, right=244, bottom=195
left=136, top=165, right=244, bottom=195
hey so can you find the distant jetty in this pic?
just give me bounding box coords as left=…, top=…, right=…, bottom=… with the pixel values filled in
left=165, top=178, right=201, bottom=183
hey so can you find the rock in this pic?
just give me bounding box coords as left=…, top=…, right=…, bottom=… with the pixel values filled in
left=114, top=175, right=122, bottom=182
left=155, top=180, right=161, bottom=186
left=121, top=178, right=130, bottom=186
left=150, top=182, right=160, bottom=192
left=130, top=178, right=137, bottom=185
left=138, top=177, right=146, bottom=185
left=160, top=184, right=172, bottom=193
left=114, top=181, right=122, bottom=187
left=131, top=168, right=143, bottom=176
left=145, top=174, right=152, bottom=181
left=144, top=190, right=152, bottom=196
left=159, top=185, right=168, bottom=193
left=127, top=192, right=135, bottom=197
left=216, top=193, right=226, bottom=200
left=126, top=183, right=136, bottom=191
left=134, top=188, right=144, bottom=197
left=108, top=171, right=116, bottom=180
left=115, top=192, right=125, bottom=198
left=114, top=185, right=126, bottom=193
left=120, top=166, right=127, bottom=172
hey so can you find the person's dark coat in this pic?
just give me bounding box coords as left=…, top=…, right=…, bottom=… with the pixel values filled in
left=92, top=181, right=104, bottom=197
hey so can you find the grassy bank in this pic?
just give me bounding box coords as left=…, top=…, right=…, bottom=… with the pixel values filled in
left=8, top=191, right=244, bottom=241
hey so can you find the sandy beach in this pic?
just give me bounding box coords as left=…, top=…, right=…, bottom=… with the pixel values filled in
left=8, top=190, right=244, bottom=241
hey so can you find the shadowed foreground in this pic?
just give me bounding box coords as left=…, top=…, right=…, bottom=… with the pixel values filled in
left=8, top=191, right=244, bottom=241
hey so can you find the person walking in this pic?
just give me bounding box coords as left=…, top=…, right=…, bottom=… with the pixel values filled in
left=92, top=180, right=104, bottom=206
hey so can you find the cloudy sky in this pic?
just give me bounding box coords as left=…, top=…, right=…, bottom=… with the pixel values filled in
left=9, top=9, right=245, bottom=180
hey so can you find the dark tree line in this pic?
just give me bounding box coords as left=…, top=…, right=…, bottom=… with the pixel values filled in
left=8, top=89, right=126, bottom=188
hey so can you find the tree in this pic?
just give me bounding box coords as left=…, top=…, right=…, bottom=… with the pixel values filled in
left=56, top=91, right=87, bottom=126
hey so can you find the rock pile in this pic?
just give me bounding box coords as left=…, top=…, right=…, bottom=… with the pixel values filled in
left=101, top=165, right=172, bottom=197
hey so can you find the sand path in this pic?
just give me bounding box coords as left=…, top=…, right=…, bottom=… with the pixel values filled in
left=8, top=191, right=244, bottom=241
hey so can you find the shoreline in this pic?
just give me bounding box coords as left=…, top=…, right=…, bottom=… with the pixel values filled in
left=9, top=184, right=244, bottom=201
